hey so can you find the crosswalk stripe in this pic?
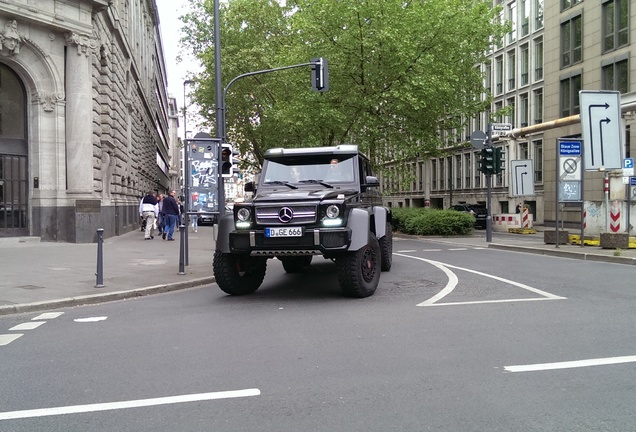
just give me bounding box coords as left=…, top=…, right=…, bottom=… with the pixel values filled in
left=0, top=334, right=23, bottom=346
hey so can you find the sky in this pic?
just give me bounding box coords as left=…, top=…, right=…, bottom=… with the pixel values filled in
left=156, top=0, right=203, bottom=136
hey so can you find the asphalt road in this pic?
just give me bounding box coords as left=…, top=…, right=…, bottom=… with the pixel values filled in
left=1, top=237, right=635, bottom=431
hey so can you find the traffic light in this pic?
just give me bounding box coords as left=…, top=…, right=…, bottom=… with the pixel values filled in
left=221, top=143, right=233, bottom=178
left=494, top=147, right=506, bottom=174
left=478, top=147, right=495, bottom=175
left=311, top=57, right=329, bottom=92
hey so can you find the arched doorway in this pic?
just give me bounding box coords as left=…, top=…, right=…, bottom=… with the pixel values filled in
left=0, top=64, right=28, bottom=237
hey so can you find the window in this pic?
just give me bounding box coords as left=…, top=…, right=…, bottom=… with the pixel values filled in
left=534, top=37, right=543, bottom=80
left=495, top=101, right=504, bottom=122
left=520, top=44, right=529, bottom=86
left=495, top=56, right=504, bottom=94
left=533, top=88, right=543, bottom=124
left=431, top=160, right=437, bottom=190
left=603, top=0, right=629, bottom=53
left=534, top=0, right=544, bottom=30
left=561, top=0, right=582, bottom=11
left=455, top=155, right=462, bottom=189
left=474, top=151, right=481, bottom=188
left=507, top=50, right=516, bottom=91
left=560, top=73, right=582, bottom=117
left=561, top=15, right=582, bottom=68
left=484, top=62, right=492, bottom=93
left=464, top=153, right=471, bottom=188
left=602, top=58, right=629, bottom=93
left=519, top=93, right=529, bottom=127
left=533, top=140, right=543, bottom=182
left=0, top=65, right=26, bottom=140
left=507, top=97, right=516, bottom=126
left=520, top=0, right=530, bottom=37
left=508, top=1, right=517, bottom=44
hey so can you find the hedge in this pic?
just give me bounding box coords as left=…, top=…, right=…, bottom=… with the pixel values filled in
left=390, top=207, right=474, bottom=236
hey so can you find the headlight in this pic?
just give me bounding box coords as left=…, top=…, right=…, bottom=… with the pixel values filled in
left=325, top=205, right=340, bottom=219
left=237, top=207, right=251, bottom=221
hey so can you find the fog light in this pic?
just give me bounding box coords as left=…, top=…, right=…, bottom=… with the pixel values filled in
left=322, top=218, right=343, bottom=227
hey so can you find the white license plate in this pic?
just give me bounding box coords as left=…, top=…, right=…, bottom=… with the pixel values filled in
left=265, top=227, right=303, bottom=237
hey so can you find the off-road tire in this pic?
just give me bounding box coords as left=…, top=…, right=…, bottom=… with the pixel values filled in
left=213, top=250, right=267, bottom=295
left=336, top=234, right=381, bottom=298
left=379, top=221, right=393, bottom=271
left=280, top=256, right=313, bottom=273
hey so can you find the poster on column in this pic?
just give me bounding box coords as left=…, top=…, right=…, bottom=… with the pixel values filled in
left=188, top=137, right=220, bottom=213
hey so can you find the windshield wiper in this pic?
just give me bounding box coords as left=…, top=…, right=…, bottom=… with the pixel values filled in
left=298, top=179, right=334, bottom=188
left=263, top=180, right=298, bottom=189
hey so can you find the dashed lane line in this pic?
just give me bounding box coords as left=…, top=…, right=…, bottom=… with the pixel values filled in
left=504, top=355, right=636, bottom=373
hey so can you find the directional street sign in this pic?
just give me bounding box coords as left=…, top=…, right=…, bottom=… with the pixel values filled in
left=510, top=160, right=534, bottom=196
left=579, top=90, right=622, bottom=170
left=491, top=123, right=512, bottom=132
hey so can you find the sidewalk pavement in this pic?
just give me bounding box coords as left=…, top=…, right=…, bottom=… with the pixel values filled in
left=0, top=226, right=216, bottom=316
left=1, top=226, right=635, bottom=316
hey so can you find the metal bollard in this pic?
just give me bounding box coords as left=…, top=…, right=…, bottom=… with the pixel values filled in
left=178, top=224, right=186, bottom=275
left=95, top=228, right=105, bottom=288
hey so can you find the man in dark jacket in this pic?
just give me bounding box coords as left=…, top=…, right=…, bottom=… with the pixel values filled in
left=162, top=190, right=180, bottom=241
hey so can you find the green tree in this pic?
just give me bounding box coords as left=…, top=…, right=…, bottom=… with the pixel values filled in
left=181, top=0, right=506, bottom=168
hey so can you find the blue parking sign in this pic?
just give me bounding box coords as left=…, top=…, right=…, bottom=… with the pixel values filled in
left=625, top=158, right=634, bottom=169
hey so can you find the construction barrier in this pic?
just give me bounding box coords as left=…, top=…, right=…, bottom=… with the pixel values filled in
left=492, top=213, right=533, bottom=232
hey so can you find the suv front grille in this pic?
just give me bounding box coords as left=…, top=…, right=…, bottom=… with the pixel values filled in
left=255, top=205, right=317, bottom=225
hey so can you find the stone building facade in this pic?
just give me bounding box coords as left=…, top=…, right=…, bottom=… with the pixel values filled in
left=0, top=0, right=175, bottom=242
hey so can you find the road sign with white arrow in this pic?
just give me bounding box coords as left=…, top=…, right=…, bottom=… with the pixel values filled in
left=579, top=90, right=622, bottom=170
left=510, top=160, right=534, bottom=197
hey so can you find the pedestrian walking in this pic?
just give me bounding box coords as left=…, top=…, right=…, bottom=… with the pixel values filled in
left=138, top=191, right=158, bottom=240
left=191, top=211, right=198, bottom=233
left=157, top=193, right=165, bottom=234
left=162, top=190, right=180, bottom=241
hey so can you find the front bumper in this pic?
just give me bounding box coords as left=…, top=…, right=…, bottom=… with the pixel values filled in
left=229, top=227, right=351, bottom=256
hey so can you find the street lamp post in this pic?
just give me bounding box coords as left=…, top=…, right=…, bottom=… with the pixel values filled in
left=182, top=80, right=195, bottom=266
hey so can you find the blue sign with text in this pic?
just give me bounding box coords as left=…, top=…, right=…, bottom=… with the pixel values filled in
left=559, top=140, right=582, bottom=156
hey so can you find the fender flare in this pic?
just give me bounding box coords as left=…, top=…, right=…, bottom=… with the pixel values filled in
left=372, top=206, right=391, bottom=239
left=347, top=208, right=371, bottom=250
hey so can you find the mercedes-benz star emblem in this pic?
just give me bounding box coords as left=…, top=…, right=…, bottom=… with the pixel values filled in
left=278, top=207, right=294, bottom=223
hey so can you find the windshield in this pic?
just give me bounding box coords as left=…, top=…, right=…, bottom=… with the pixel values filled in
left=262, top=156, right=355, bottom=184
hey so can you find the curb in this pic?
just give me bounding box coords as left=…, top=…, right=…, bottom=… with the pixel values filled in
left=0, top=276, right=215, bottom=316
left=488, top=244, right=636, bottom=265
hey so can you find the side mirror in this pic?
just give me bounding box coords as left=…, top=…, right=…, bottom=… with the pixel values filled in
left=364, top=176, right=379, bottom=187
left=244, top=181, right=255, bottom=192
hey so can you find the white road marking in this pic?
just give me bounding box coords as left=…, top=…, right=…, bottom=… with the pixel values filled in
left=393, top=253, right=566, bottom=307
left=448, top=248, right=467, bottom=251
left=0, top=389, right=261, bottom=420
left=504, top=355, right=636, bottom=373
left=74, top=317, right=107, bottom=323
left=9, top=322, right=45, bottom=331
left=0, top=334, right=23, bottom=346
left=422, top=249, right=442, bottom=252
left=32, top=312, right=64, bottom=320
left=396, top=249, right=417, bottom=253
